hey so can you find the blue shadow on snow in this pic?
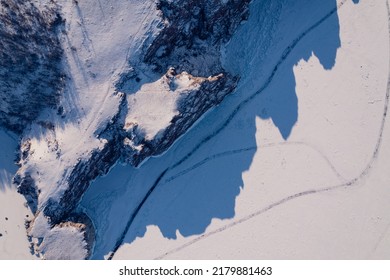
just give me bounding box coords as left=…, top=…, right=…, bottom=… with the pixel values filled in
left=82, top=0, right=358, bottom=259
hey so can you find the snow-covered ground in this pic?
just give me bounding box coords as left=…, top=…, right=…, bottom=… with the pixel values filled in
left=80, top=0, right=390, bottom=259
left=1, top=0, right=389, bottom=260
left=0, top=131, right=35, bottom=259
left=124, top=71, right=205, bottom=141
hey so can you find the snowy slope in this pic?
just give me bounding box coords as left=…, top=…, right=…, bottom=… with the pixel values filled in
left=9, top=0, right=162, bottom=259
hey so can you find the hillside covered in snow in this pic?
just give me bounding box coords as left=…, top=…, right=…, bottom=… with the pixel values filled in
left=1, top=0, right=390, bottom=260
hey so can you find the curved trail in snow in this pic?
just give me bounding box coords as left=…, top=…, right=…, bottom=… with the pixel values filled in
left=153, top=0, right=390, bottom=260
left=107, top=0, right=352, bottom=259
left=163, top=141, right=347, bottom=186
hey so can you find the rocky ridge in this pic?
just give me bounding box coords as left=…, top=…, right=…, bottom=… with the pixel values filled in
left=4, top=0, right=252, bottom=259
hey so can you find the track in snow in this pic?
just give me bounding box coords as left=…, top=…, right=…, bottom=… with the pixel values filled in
left=163, top=141, right=347, bottom=186
left=154, top=0, right=390, bottom=259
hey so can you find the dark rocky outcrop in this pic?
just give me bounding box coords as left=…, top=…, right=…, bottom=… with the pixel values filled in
left=145, top=0, right=250, bottom=76
left=14, top=173, right=38, bottom=214
left=43, top=127, right=124, bottom=225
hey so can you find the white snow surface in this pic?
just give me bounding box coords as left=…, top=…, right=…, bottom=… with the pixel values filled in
left=38, top=224, right=87, bottom=260
left=124, top=72, right=201, bottom=140
left=0, top=131, right=36, bottom=259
